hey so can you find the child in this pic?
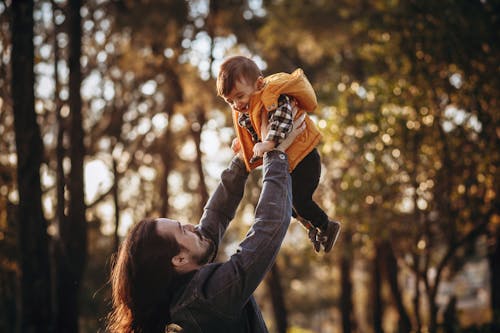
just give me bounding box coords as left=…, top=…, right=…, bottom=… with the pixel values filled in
left=216, top=55, right=341, bottom=253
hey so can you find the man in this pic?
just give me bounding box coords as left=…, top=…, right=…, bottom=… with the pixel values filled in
left=108, top=116, right=305, bottom=333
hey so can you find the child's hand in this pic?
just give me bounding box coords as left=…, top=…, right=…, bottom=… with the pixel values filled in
left=252, top=141, right=276, bottom=158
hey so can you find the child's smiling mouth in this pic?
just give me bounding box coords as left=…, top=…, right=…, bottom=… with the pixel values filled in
left=235, top=104, right=249, bottom=112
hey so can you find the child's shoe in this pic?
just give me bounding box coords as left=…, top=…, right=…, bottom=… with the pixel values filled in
left=293, top=212, right=322, bottom=252
left=318, top=220, right=341, bottom=253
left=308, top=227, right=321, bottom=252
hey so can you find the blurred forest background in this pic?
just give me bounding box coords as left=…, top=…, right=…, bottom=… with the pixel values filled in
left=0, top=0, right=499, bottom=332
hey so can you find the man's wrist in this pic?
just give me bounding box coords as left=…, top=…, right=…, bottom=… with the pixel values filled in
left=264, top=149, right=288, bottom=161
left=230, top=155, right=249, bottom=175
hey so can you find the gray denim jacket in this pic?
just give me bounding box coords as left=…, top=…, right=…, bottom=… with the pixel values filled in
left=169, top=150, right=292, bottom=332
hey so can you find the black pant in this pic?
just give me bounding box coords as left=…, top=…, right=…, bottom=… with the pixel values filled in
left=291, top=148, right=329, bottom=230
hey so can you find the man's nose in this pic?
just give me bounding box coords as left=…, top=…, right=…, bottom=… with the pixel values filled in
left=184, top=224, right=195, bottom=232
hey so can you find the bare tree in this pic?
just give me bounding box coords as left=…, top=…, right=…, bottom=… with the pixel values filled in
left=11, top=0, right=52, bottom=331
left=56, top=0, right=87, bottom=331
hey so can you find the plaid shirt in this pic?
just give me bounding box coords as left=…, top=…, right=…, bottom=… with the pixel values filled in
left=237, top=94, right=294, bottom=144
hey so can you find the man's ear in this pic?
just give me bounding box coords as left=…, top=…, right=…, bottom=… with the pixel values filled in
left=172, top=252, right=197, bottom=273
left=171, top=252, right=189, bottom=269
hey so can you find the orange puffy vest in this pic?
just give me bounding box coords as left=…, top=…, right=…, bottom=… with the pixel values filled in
left=232, top=69, right=322, bottom=172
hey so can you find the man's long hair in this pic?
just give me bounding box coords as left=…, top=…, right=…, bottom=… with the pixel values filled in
left=107, top=218, right=181, bottom=333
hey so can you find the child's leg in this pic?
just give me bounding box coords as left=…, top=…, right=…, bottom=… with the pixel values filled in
left=291, top=149, right=329, bottom=230
left=292, top=149, right=341, bottom=253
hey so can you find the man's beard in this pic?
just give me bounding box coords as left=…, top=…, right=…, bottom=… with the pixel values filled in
left=193, top=229, right=216, bottom=265
left=196, top=239, right=216, bottom=265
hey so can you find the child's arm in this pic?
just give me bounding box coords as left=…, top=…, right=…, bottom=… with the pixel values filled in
left=252, top=141, right=275, bottom=158
left=252, top=95, right=294, bottom=161
left=265, top=95, right=294, bottom=143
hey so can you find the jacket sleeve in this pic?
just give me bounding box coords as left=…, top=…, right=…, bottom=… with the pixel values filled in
left=196, top=156, right=249, bottom=256
left=201, top=150, right=292, bottom=314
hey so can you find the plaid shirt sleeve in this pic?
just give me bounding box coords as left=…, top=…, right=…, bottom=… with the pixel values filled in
left=265, top=94, right=294, bottom=144
left=238, top=112, right=260, bottom=143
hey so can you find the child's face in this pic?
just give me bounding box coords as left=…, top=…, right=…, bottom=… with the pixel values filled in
left=222, top=76, right=263, bottom=113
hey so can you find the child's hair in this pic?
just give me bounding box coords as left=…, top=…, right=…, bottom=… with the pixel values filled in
left=217, top=56, right=262, bottom=97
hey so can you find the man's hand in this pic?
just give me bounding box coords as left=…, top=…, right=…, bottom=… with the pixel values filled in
left=231, top=137, right=241, bottom=153
left=231, top=137, right=245, bottom=160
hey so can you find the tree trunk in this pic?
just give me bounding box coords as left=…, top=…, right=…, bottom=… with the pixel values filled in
left=381, top=240, right=412, bottom=333
left=488, top=231, right=500, bottom=331
left=190, top=107, right=209, bottom=217
left=52, top=0, right=66, bottom=325
left=410, top=130, right=422, bottom=333
left=372, top=242, right=384, bottom=333
left=57, top=0, right=87, bottom=331
left=0, top=201, right=19, bottom=332
left=159, top=65, right=181, bottom=217
left=160, top=122, right=173, bottom=217
left=265, top=263, right=288, bottom=333
left=341, top=228, right=354, bottom=333
left=11, top=1, right=52, bottom=331
left=0, top=260, right=19, bottom=333
left=428, top=288, right=439, bottom=333
left=112, top=158, right=120, bottom=252
left=442, top=296, right=458, bottom=333
left=52, top=0, right=65, bottom=230
left=412, top=261, right=421, bottom=333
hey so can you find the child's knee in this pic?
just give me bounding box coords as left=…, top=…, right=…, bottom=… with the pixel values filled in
left=293, top=199, right=311, bottom=213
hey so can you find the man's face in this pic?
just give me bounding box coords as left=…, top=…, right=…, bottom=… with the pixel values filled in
left=155, top=218, right=215, bottom=267
left=222, top=77, right=262, bottom=113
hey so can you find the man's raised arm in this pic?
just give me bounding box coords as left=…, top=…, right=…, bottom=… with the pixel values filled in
left=196, top=113, right=306, bottom=259
left=202, top=149, right=292, bottom=312
left=196, top=156, right=249, bottom=255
